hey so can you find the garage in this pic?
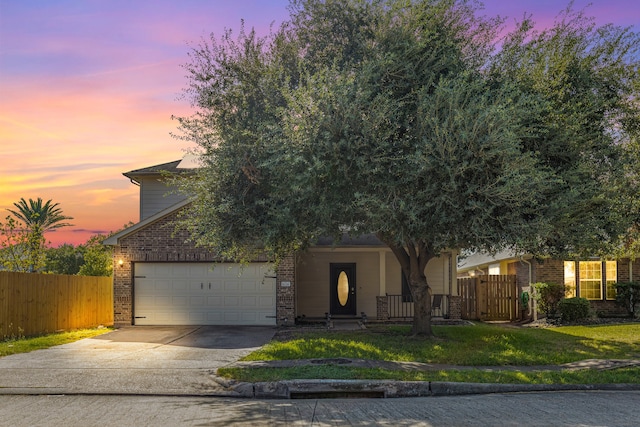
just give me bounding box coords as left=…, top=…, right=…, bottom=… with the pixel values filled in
left=133, top=262, right=276, bottom=326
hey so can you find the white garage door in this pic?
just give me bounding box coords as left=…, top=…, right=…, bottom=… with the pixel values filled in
left=134, top=262, right=276, bottom=326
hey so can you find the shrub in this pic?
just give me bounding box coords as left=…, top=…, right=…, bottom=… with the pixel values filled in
left=615, top=282, right=640, bottom=318
left=558, top=297, right=591, bottom=322
left=533, top=282, right=566, bottom=318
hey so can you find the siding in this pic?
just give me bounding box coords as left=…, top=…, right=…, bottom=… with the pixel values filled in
left=139, top=178, right=187, bottom=221
left=296, top=251, right=380, bottom=317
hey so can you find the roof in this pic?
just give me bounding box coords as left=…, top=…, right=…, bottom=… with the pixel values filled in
left=457, top=250, right=531, bottom=272
left=123, top=157, right=199, bottom=181
left=123, top=159, right=182, bottom=179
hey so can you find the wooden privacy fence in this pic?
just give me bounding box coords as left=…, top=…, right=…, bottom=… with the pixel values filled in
left=458, top=275, right=520, bottom=321
left=0, top=271, right=113, bottom=339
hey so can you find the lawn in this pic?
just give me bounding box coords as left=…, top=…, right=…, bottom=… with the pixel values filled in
left=218, top=322, right=640, bottom=384
left=0, top=327, right=111, bottom=357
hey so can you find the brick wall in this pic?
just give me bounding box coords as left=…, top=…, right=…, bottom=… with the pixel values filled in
left=591, top=300, right=627, bottom=317
left=276, top=255, right=295, bottom=326
left=533, top=259, right=564, bottom=285
left=448, top=295, right=462, bottom=320
left=376, top=296, right=388, bottom=320
left=617, top=258, right=639, bottom=283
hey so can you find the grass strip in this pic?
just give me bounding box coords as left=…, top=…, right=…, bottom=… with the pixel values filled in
left=0, top=328, right=112, bottom=357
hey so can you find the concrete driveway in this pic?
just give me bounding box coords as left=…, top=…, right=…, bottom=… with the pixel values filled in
left=0, top=326, right=275, bottom=396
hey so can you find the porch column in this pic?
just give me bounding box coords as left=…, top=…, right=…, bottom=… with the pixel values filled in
left=276, top=254, right=296, bottom=326
left=379, top=250, right=386, bottom=296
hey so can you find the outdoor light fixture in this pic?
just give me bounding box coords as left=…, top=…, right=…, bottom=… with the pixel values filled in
left=118, top=259, right=124, bottom=267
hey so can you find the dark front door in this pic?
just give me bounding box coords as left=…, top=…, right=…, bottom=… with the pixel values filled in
left=330, top=263, right=357, bottom=315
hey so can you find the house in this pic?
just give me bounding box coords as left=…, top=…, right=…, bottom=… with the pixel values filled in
left=104, top=157, right=461, bottom=327
left=457, top=250, right=639, bottom=316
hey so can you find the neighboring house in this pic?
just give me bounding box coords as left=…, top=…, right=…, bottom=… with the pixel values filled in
left=457, top=251, right=639, bottom=316
left=104, top=157, right=461, bottom=327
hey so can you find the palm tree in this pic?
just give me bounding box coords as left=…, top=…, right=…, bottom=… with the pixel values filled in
left=7, top=198, right=73, bottom=271
left=8, top=198, right=74, bottom=232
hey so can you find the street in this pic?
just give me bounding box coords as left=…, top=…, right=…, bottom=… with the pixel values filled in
left=1, top=391, right=638, bottom=426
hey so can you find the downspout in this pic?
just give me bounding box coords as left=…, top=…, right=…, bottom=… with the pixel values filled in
left=520, top=257, right=535, bottom=321
left=447, top=252, right=452, bottom=318
left=630, top=259, right=634, bottom=282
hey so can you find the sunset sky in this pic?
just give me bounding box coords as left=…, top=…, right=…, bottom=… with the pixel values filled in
left=1, top=0, right=638, bottom=246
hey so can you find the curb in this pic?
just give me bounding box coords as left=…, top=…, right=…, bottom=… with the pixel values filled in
left=1, top=381, right=639, bottom=398
left=236, top=380, right=640, bottom=399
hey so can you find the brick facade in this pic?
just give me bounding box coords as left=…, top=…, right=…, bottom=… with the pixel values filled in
left=503, top=258, right=635, bottom=317
left=531, top=258, right=564, bottom=284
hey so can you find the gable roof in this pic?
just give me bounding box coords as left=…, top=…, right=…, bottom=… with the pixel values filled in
left=123, top=159, right=185, bottom=181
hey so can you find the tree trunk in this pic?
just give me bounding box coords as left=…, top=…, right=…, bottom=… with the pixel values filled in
left=381, top=236, right=436, bottom=337
left=410, top=277, right=432, bottom=336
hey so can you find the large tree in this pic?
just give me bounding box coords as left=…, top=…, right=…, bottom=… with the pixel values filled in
left=175, top=0, right=640, bottom=335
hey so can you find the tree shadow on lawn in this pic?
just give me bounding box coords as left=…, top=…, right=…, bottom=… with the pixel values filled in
left=248, top=323, right=640, bottom=366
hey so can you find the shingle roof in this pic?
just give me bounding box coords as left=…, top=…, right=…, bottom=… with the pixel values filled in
left=123, top=160, right=188, bottom=179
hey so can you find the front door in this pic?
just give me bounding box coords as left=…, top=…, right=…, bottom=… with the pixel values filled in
left=330, top=263, right=357, bottom=315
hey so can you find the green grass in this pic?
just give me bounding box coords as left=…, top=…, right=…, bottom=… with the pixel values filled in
left=244, top=323, right=640, bottom=365
left=0, top=328, right=111, bottom=357
left=218, top=365, right=640, bottom=385
left=219, top=322, right=640, bottom=383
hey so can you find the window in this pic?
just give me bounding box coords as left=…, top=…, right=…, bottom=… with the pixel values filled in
left=564, top=260, right=618, bottom=300
left=579, top=261, right=602, bottom=300
left=606, top=261, right=617, bottom=300
left=488, top=264, right=500, bottom=275
left=401, top=272, right=413, bottom=303
left=564, top=261, right=576, bottom=298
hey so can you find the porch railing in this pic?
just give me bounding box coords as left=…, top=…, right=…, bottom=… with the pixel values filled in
left=385, top=294, right=448, bottom=319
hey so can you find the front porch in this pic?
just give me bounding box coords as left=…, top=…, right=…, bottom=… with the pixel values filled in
left=293, top=247, right=462, bottom=323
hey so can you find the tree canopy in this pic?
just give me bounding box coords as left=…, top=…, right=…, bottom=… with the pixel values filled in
left=175, top=0, right=640, bottom=335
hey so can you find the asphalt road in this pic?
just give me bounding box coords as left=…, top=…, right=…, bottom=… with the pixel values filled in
left=1, top=391, right=638, bottom=426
